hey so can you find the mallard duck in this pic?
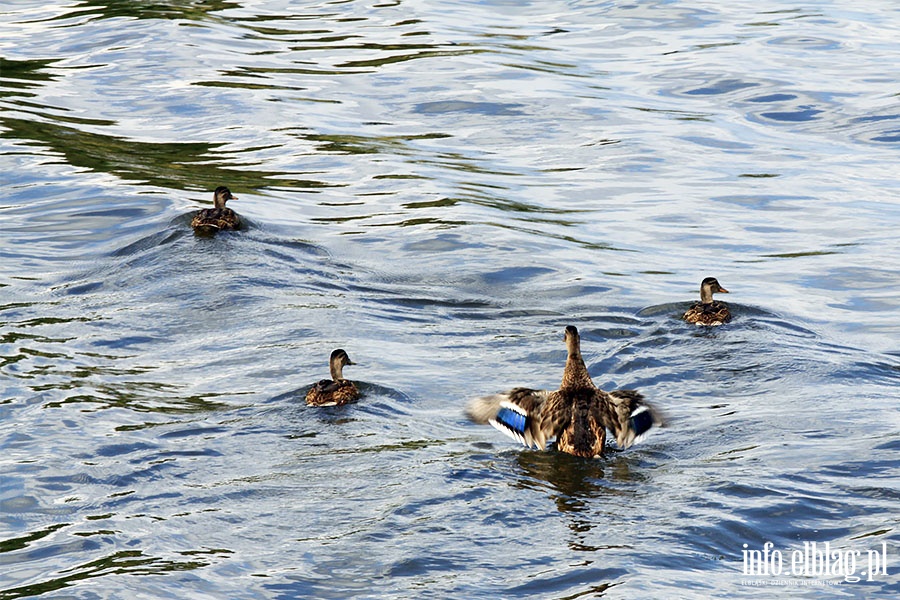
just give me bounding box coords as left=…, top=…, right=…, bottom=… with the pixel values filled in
left=466, top=326, right=660, bottom=458
left=305, top=349, right=360, bottom=407
left=191, top=186, right=241, bottom=231
left=682, top=277, right=731, bottom=326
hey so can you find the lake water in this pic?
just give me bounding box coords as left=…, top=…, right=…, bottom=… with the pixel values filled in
left=2, top=1, right=899, bottom=598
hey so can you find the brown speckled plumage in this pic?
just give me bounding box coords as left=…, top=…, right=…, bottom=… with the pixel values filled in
left=191, top=186, right=241, bottom=232
left=305, top=349, right=359, bottom=407
left=305, top=378, right=359, bottom=407
left=466, top=326, right=660, bottom=458
left=682, top=277, right=731, bottom=326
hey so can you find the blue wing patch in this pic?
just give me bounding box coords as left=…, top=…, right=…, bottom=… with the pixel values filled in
left=495, top=406, right=527, bottom=434
left=488, top=401, right=532, bottom=447
left=628, top=405, right=655, bottom=443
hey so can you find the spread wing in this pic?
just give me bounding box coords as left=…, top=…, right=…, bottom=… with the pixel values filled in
left=591, top=389, right=662, bottom=449
left=466, top=387, right=554, bottom=450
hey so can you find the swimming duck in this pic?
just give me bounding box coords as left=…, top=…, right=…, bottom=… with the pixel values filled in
left=466, top=326, right=660, bottom=458
left=305, top=349, right=360, bottom=407
left=191, top=186, right=241, bottom=232
left=682, top=277, right=731, bottom=326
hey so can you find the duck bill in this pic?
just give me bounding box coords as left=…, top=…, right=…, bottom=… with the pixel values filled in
left=718, top=287, right=730, bottom=294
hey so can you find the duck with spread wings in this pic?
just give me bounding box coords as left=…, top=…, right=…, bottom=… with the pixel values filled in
left=466, top=326, right=661, bottom=458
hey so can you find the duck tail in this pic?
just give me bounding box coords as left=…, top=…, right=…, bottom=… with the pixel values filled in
left=191, top=221, right=221, bottom=234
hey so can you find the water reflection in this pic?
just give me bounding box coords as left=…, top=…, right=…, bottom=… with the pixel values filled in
left=515, top=451, right=607, bottom=503
left=0, top=117, right=329, bottom=193
left=0, top=57, right=61, bottom=97
left=31, top=0, right=242, bottom=23
left=1, top=549, right=216, bottom=599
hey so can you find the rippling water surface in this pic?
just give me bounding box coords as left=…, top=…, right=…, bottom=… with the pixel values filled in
left=2, top=1, right=899, bottom=598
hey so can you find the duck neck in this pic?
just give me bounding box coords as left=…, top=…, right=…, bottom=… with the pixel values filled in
left=561, top=341, right=592, bottom=390
left=214, top=194, right=228, bottom=209
left=329, top=359, right=344, bottom=381
left=700, top=284, right=714, bottom=304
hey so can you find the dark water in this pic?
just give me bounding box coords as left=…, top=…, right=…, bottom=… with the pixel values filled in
left=2, top=1, right=899, bottom=598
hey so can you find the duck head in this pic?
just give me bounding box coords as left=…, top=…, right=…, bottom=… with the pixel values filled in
left=699, top=277, right=729, bottom=304
left=561, top=325, right=592, bottom=388
left=329, top=348, right=355, bottom=381
left=213, top=186, right=237, bottom=209
left=564, top=325, right=581, bottom=357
